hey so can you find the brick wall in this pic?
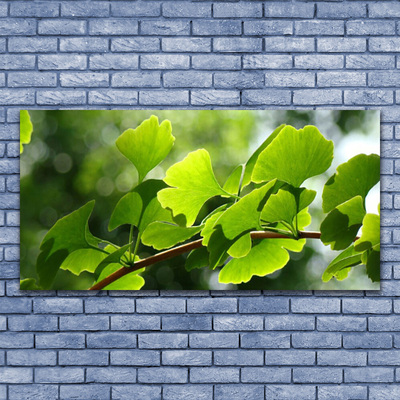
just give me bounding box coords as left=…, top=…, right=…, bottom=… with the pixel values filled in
left=0, top=1, right=399, bottom=399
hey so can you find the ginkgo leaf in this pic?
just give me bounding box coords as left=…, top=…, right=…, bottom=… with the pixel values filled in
left=227, top=233, right=252, bottom=258
left=94, top=243, right=132, bottom=280
left=366, top=246, right=380, bottom=282
left=116, top=115, right=175, bottom=183
left=36, top=201, right=99, bottom=289
left=354, top=213, right=380, bottom=252
left=60, top=248, right=108, bottom=276
left=141, top=222, right=203, bottom=250
left=200, top=204, right=229, bottom=246
left=20, top=110, right=33, bottom=154
left=95, top=262, right=145, bottom=290
left=322, top=153, right=380, bottom=213
left=320, top=196, right=366, bottom=250
left=158, top=149, right=232, bottom=227
left=223, top=165, right=244, bottom=196
left=185, top=247, right=210, bottom=271
left=20, top=278, right=41, bottom=290
left=252, top=125, right=334, bottom=187
left=109, top=179, right=171, bottom=232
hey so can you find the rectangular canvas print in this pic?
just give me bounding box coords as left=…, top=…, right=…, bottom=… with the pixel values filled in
left=20, top=110, right=380, bottom=291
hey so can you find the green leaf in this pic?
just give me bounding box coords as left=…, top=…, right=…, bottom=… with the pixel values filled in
left=116, top=115, right=174, bottom=183
left=109, top=179, right=171, bottom=232
left=60, top=248, right=108, bottom=276
left=20, top=110, right=33, bottom=154
left=219, top=239, right=290, bottom=284
left=366, top=246, right=380, bottom=282
left=158, top=149, right=231, bottom=227
left=322, top=245, right=362, bottom=282
left=252, top=125, right=334, bottom=187
left=94, top=243, right=132, bottom=280
left=223, top=165, right=244, bottom=196
left=185, top=247, right=210, bottom=271
left=96, top=262, right=145, bottom=290
left=354, top=213, right=380, bottom=252
left=322, top=153, right=380, bottom=213
left=20, top=278, right=41, bottom=290
left=320, top=196, right=366, bottom=250
left=227, top=233, right=252, bottom=258
left=142, top=222, right=203, bottom=250
left=36, top=201, right=97, bottom=289
left=242, top=124, right=286, bottom=188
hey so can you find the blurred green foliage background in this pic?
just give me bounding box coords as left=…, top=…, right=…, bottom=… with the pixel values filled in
left=21, top=110, right=380, bottom=290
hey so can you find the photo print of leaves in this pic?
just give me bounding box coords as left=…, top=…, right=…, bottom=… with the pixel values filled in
left=20, top=110, right=380, bottom=290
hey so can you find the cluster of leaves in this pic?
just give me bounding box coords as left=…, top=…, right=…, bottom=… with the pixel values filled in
left=21, top=115, right=380, bottom=290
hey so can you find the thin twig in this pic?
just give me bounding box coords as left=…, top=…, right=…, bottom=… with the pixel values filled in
left=88, top=230, right=324, bottom=291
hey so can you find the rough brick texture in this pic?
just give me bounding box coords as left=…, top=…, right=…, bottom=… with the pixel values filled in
left=0, top=1, right=397, bottom=398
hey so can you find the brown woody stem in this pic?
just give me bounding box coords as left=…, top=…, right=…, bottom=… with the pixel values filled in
left=88, top=230, right=323, bottom=291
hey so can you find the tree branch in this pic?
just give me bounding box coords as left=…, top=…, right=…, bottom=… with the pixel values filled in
left=88, top=230, right=324, bottom=291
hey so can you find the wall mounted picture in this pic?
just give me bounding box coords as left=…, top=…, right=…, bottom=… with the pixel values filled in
left=20, top=110, right=380, bottom=291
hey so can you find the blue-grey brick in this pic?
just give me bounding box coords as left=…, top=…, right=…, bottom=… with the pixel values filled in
left=141, top=20, right=189, bottom=36
left=0, top=316, right=5, bottom=330
left=347, top=20, right=395, bottom=36
left=90, top=54, right=138, bottom=70
left=60, top=315, right=109, bottom=331
left=265, top=71, right=314, bottom=88
left=191, top=90, right=239, bottom=106
left=111, top=315, right=160, bottom=330
left=293, top=367, right=342, bottom=383
left=1, top=123, right=20, bottom=138
left=214, top=350, right=263, bottom=366
left=0, top=262, right=19, bottom=278
left=138, top=367, right=187, bottom=383
left=214, top=72, right=264, bottom=89
left=214, top=315, right=263, bottom=331
left=265, top=350, right=315, bottom=366
left=9, top=385, right=58, bottom=400
left=239, top=297, right=288, bottom=313
left=162, top=315, right=211, bottom=331
left=318, top=38, right=367, bottom=53
left=318, top=71, right=366, bottom=87
left=140, top=90, right=188, bottom=105
left=163, top=71, right=211, bottom=88
left=9, top=37, right=57, bottom=53
left=381, top=229, right=392, bottom=245
left=370, top=386, right=400, bottom=400
left=35, top=367, right=84, bottom=383
left=214, top=3, right=262, bottom=18
left=162, top=350, right=211, bottom=366
left=0, top=2, right=7, bottom=17
left=292, top=298, right=341, bottom=313
left=189, top=332, right=238, bottom=348
left=265, top=2, right=314, bottom=18
left=60, top=385, right=110, bottom=400
left=112, top=2, right=160, bottom=17
left=318, top=385, right=367, bottom=400
left=242, top=367, right=291, bottom=383
left=7, top=349, right=56, bottom=366
left=318, top=3, right=366, bottom=18
left=244, top=20, right=292, bottom=36
left=0, top=297, right=31, bottom=313
left=112, top=38, right=160, bottom=53
left=318, top=350, right=366, bottom=366
left=296, top=55, right=344, bottom=69
left=187, top=298, right=237, bottom=313
left=60, top=38, right=108, bottom=53
left=163, top=385, right=211, bottom=400
left=87, top=332, right=136, bottom=349
left=85, top=298, right=135, bottom=313
left=0, top=367, right=32, bottom=383
left=369, top=316, right=400, bottom=331
left=345, top=89, right=393, bottom=105
left=89, top=19, right=138, bottom=35
left=62, top=2, right=110, bottom=17
left=139, top=333, right=187, bottom=349
left=162, top=38, right=210, bottom=53
left=6, top=143, right=19, bottom=158
left=241, top=332, right=290, bottom=348
left=294, top=89, right=342, bottom=105
left=37, top=90, right=86, bottom=105
left=141, top=54, right=189, bottom=69
left=370, top=38, right=400, bottom=53
left=0, top=19, right=36, bottom=35
left=343, top=333, right=392, bottom=349
left=265, top=37, right=314, bottom=52
left=192, top=55, right=241, bottom=70
left=87, top=367, right=136, bottom=383
left=9, top=315, right=57, bottom=331
left=215, top=385, right=264, bottom=400
left=0, top=73, right=4, bottom=87
left=11, top=2, right=59, bottom=17
left=369, top=71, right=400, bottom=87
left=343, top=299, right=391, bottom=314
left=265, top=315, right=314, bottom=331
left=39, top=19, right=86, bottom=35
left=214, top=38, right=262, bottom=53
left=346, top=55, right=395, bottom=69
left=345, top=367, right=393, bottom=383
left=243, top=54, right=292, bottom=70
left=136, top=297, right=185, bottom=313
left=243, top=89, right=291, bottom=105
left=292, top=333, right=341, bottom=349
left=0, top=333, right=33, bottom=348
left=110, top=350, right=160, bottom=366
left=89, top=90, right=138, bottom=105
left=0, top=160, right=19, bottom=174
left=34, top=298, right=83, bottom=314
left=193, top=20, right=241, bottom=36
left=317, top=316, right=366, bottom=331
left=59, top=350, right=108, bottom=366
left=0, top=194, right=20, bottom=209
left=369, top=350, right=400, bottom=366
left=38, top=54, right=86, bottom=70
left=190, top=367, right=239, bottom=383
left=295, top=20, right=344, bottom=36
left=266, top=385, right=315, bottom=400
left=163, top=2, right=210, bottom=17
left=60, top=72, right=109, bottom=88
left=37, top=332, right=85, bottom=349
left=0, top=55, right=35, bottom=70
left=369, top=2, right=400, bottom=18
left=112, top=385, right=161, bottom=400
